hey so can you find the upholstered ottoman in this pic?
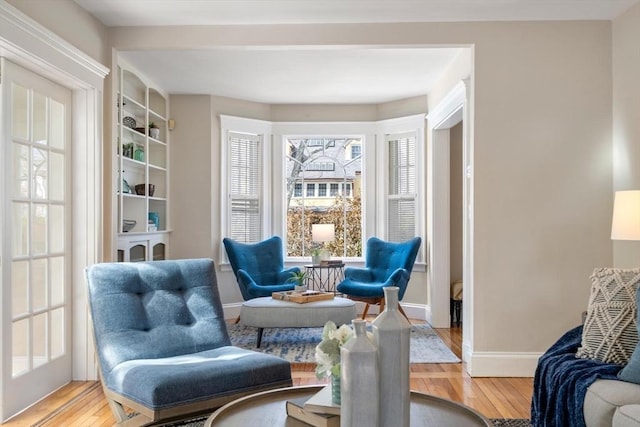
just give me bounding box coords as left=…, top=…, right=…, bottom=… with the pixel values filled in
left=241, top=296, right=357, bottom=347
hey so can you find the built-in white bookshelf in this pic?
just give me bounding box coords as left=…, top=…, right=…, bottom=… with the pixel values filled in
left=115, top=61, right=170, bottom=262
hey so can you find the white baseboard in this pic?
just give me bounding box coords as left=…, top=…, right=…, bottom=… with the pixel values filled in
left=223, top=302, right=242, bottom=321
left=466, top=351, right=542, bottom=377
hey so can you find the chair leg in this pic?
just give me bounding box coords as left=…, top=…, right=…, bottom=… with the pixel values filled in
left=398, top=303, right=410, bottom=322
left=256, top=328, right=264, bottom=348
left=361, top=303, right=370, bottom=319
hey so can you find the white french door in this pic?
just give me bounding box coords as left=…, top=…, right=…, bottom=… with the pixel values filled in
left=0, top=58, right=72, bottom=421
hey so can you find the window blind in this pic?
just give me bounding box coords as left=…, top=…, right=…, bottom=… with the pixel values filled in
left=387, top=132, right=417, bottom=242
left=229, top=131, right=261, bottom=242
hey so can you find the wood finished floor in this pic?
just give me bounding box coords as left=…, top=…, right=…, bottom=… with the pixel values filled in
left=1, top=322, right=533, bottom=426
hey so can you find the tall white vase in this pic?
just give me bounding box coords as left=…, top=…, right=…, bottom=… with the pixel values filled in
left=340, top=319, right=379, bottom=427
left=372, top=286, right=411, bottom=427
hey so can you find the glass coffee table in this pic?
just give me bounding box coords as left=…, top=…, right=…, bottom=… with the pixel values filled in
left=204, top=385, right=493, bottom=426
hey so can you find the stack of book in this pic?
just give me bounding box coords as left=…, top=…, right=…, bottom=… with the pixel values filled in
left=286, top=386, right=340, bottom=427
left=320, top=259, right=344, bottom=267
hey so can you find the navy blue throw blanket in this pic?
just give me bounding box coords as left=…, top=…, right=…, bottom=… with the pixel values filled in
left=531, top=325, right=622, bottom=427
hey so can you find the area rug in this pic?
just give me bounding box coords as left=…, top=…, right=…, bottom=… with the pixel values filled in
left=228, top=323, right=460, bottom=363
left=490, top=419, right=532, bottom=427
left=161, top=416, right=531, bottom=426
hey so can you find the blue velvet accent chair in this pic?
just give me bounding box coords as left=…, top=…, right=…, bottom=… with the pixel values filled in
left=337, top=237, right=422, bottom=319
left=223, top=236, right=299, bottom=300
left=85, top=258, right=292, bottom=426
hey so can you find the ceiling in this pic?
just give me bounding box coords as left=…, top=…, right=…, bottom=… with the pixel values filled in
left=75, top=0, right=640, bottom=104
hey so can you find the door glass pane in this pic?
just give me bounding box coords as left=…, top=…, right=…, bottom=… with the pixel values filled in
left=12, top=260, right=29, bottom=316
left=12, top=143, right=30, bottom=198
left=12, top=318, right=29, bottom=377
left=12, top=202, right=29, bottom=257
left=50, top=257, right=64, bottom=306
left=32, top=313, right=47, bottom=368
left=12, top=83, right=28, bottom=140
left=49, top=205, right=64, bottom=254
left=32, top=147, right=48, bottom=200
left=32, top=204, right=48, bottom=255
left=49, top=152, right=64, bottom=201
left=49, top=99, right=64, bottom=150
left=33, top=92, right=47, bottom=145
left=32, top=259, right=47, bottom=312
left=50, top=308, right=64, bottom=359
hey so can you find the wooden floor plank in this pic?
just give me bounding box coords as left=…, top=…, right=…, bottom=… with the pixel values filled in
left=1, top=323, right=534, bottom=426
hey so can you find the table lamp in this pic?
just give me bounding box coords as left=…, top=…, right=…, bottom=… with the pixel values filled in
left=611, top=190, right=640, bottom=241
left=312, top=224, right=335, bottom=263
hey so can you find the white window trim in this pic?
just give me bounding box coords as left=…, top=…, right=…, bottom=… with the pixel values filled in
left=273, top=121, right=376, bottom=262
left=219, top=115, right=272, bottom=263
left=220, top=117, right=424, bottom=264
left=376, top=114, right=426, bottom=263
left=0, top=2, right=108, bottom=387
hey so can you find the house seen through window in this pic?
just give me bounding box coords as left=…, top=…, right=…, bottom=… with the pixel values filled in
left=286, top=138, right=363, bottom=258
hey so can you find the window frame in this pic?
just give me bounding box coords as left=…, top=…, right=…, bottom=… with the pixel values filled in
left=220, top=116, right=424, bottom=264
left=376, top=114, right=425, bottom=263
left=220, top=115, right=273, bottom=252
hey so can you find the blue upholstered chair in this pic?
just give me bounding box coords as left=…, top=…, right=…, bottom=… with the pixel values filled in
left=337, top=237, right=422, bottom=319
left=223, top=236, right=299, bottom=300
left=85, top=258, right=292, bottom=426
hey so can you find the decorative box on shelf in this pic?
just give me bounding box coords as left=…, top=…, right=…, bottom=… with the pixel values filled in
left=272, top=290, right=334, bottom=304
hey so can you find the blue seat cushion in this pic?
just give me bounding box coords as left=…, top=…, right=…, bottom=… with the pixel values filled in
left=337, top=279, right=386, bottom=298
left=105, top=346, right=292, bottom=410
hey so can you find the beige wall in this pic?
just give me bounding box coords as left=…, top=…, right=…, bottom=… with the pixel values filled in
left=470, top=22, right=612, bottom=351
left=10, top=3, right=621, bottom=359
left=6, top=0, right=109, bottom=66
left=114, top=20, right=614, bottom=355
left=613, top=2, right=640, bottom=268
left=169, top=95, right=213, bottom=259
left=171, top=96, right=428, bottom=303
left=450, top=122, right=464, bottom=284
left=271, top=104, right=377, bottom=121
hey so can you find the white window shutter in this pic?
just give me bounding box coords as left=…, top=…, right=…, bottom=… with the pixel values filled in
left=229, top=131, right=262, bottom=242
left=387, top=132, right=417, bottom=242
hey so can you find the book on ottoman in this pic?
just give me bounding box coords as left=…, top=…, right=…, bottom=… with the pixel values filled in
left=303, top=385, right=341, bottom=415
left=286, top=396, right=339, bottom=427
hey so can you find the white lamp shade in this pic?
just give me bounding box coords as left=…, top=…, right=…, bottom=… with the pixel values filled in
left=611, top=190, right=640, bottom=240
left=312, top=224, right=335, bottom=242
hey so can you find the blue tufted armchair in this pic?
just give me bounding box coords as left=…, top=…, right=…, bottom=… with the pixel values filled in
left=85, top=258, right=292, bottom=426
left=337, top=237, right=422, bottom=319
left=223, top=236, right=299, bottom=300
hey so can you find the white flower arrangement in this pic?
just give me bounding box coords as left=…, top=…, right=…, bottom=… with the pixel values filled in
left=315, top=320, right=355, bottom=378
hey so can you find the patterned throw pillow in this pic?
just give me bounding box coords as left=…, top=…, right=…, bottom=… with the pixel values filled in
left=618, top=288, right=640, bottom=384
left=576, top=267, right=640, bottom=364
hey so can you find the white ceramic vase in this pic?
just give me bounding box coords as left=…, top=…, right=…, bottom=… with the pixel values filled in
left=340, top=319, right=379, bottom=427
left=372, top=286, right=411, bottom=427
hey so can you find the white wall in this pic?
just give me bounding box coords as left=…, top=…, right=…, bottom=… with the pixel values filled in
left=613, top=2, right=640, bottom=268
